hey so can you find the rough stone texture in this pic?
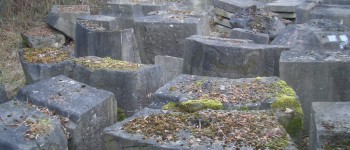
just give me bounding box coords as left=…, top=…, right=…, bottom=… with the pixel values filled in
left=77, top=15, right=118, bottom=30
left=272, top=19, right=350, bottom=51
left=229, top=5, right=286, bottom=38
left=318, top=0, right=350, bottom=5
left=212, top=0, right=264, bottom=13
left=230, top=28, right=269, bottom=44
left=183, top=35, right=289, bottom=79
left=310, top=102, right=350, bottom=150
left=18, top=49, right=74, bottom=85
left=75, top=20, right=140, bottom=63
left=103, top=108, right=297, bottom=150
left=279, top=50, right=350, bottom=132
left=134, top=14, right=209, bottom=64
left=154, top=55, right=183, bottom=83
left=99, top=2, right=143, bottom=29
left=295, top=1, right=319, bottom=24
left=45, top=5, right=90, bottom=40
left=16, top=75, right=117, bottom=150
left=309, top=5, right=350, bottom=28
left=0, top=100, right=68, bottom=150
left=0, top=83, right=8, bottom=104
left=266, top=0, right=306, bottom=13
left=21, top=26, right=65, bottom=48
left=72, top=63, right=165, bottom=116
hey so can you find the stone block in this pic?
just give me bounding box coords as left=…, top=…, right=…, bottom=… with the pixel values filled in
left=310, top=102, right=350, bottom=150
left=103, top=108, right=297, bottom=150
left=72, top=56, right=165, bottom=116
left=0, top=100, right=68, bottom=150
left=18, top=48, right=74, bottom=84
left=16, top=75, right=117, bottom=150
left=45, top=5, right=90, bottom=40
left=295, top=1, right=319, bottom=24
left=309, top=5, right=350, bottom=28
left=183, top=35, right=289, bottom=79
left=266, top=0, right=306, bottom=13
left=230, top=28, right=270, bottom=44
left=279, top=50, right=350, bottom=132
left=75, top=20, right=140, bottom=63
left=272, top=19, right=350, bottom=51
left=134, top=14, right=208, bottom=64
left=155, top=55, right=183, bottom=83
left=0, top=83, right=8, bottom=104
left=21, top=25, right=65, bottom=48
left=77, top=15, right=118, bottom=30
left=212, top=0, right=264, bottom=13
left=316, top=0, right=350, bottom=5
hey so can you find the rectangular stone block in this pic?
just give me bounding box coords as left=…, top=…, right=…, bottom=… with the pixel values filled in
left=279, top=50, right=350, bottom=132
left=75, top=20, right=140, bottom=63
left=309, top=5, right=350, bottom=28
left=45, top=5, right=90, bottom=40
left=77, top=15, right=118, bottom=30
left=134, top=14, right=208, bottom=64
left=230, top=28, right=270, bottom=44
left=72, top=57, right=165, bottom=116
left=16, top=75, right=117, bottom=150
left=0, top=100, right=68, bottom=150
left=310, top=102, right=350, bottom=150
left=155, top=55, right=183, bottom=83
left=183, top=35, right=289, bottom=79
left=0, top=83, right=8, bottom=104
left=295, top=1, right=319, bottom=24
left=21, top=25, right=65, bottom=48
left=266, top=0, right=306, bottom=13
left=213, top=0, right=264, bottom=13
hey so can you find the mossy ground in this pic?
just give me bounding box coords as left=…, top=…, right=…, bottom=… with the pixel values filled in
left=162, top=99, right=223, bottom=113
left=74, top=57, right=143, bottom=71
left=23, top=47, right=70, bottom=64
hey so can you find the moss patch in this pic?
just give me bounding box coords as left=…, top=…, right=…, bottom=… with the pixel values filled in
left=325, top=141, right=350, bottom=150
left=74, top=57, right=143, bottom=71
left=23, top=47, right=70, bottom=63
left=116, top=108, right=126, bottom=121
left=163, top=99, right=223, bottom=113
left=24, top=118, right=54, bottom=140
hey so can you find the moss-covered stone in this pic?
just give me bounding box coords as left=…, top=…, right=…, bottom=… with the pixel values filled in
left=23, top=47, right=70, bottom=64
left=163, top=99, right=223, bottom=113
left=116, top=108, right=126, bottom=121
left=74, top=57, right=143, bottom=71
left=24, top=118, right=54, bottom=140
left=324, top=141, right=350, bottom=150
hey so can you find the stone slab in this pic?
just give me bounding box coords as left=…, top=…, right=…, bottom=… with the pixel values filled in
left=155, top=55, right=183, bottom=83
left=318, top=0, right=350, bottom=5
left=77, top=15, right=118, bottom=30
left=0, top=100, right=67, bottom=150
left=212, top=0, right=265, bottom=13
left=0, top=83, right=7, bottom=104
left=16, top=75, right=117, bottom=150
left=266, top=0, right=306, bottom=13
left=21, top=26, right=65, bottom=48
left=213, top=7, right=234, bottom=19
left=280, top=50, right=350, bottom=132
left=295, top=1, right=319, bottom=24
left=45, top=5, right=90, bottom=40
left=310, top=102, right=350, bottom=150
left=183, top=35, right=289, bottom=79
left=134, top=14, right=208, bottom=64
left=230, top=28, right=270, bottom=44
left=104, top=108, right=297, bottom=150
left=310, top=5, right=350, bottom=28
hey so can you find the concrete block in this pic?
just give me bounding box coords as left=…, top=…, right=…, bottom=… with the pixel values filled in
left=212, top=0, right=264, bottom=13
left=310, top=102, right=350, bottom=150
left=318, top=0, right=350, bottom=5
left=45, top=5, right=90, bottom=40
left=230, top=28, right=270, bottom=44
left=75, top=20, right=140, bottom=63
left=272, top=19, right=350, bottom=51
left=266, top=0, right=306, bottom=13
left=104, top=108, right=297, bottom=150
left=0, top=100, right=68, bottom=150
left=77, top=15, right=118, bottom=30
left=16, top=75, right=117, bottom=150
left=0, top=83, right=8, bottom=104
left=295, top=1, right=319, bottom=24
left=21, top=25, right=65, bottom=48
left=72, top=56, right=165, bottom=116
left=279, top=50, right=350, bottom=132
left=309, top=5, right=350, bottom=28
left=183, top=35, right=289, bottom=79
left=134, top=15, right=208, bottom=64
left=155, top=55, right=183, bottom=83
left=18, top=48, right=74, bottom=84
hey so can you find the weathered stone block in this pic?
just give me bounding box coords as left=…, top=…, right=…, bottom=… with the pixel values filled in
left=21, top=25, right=65, bottom=48
left=155, top=55, right=183, bottom=83
left=18, top=48, right=74, bottom=84
left=279, top=50, right=350, bottom=132
left=0, top=100, right=68, bottom=150
left=272, top=19, right=350, bottom=51
left=183, top=35, right=289, bottom=79
left=309, top=5, right=350, bottom=28
left=134, top=14, right=208, bottom=64
left=230, top=28, right=269, bottom=44
left=75, top=20, right=140, bottom=63
left=295, top=1, right=319, bottom=24
left=104, top=108, right=297, bottom=150
left=16, top=75, right=116, bottom=150
left=45, top=5, right=90, bottom=40
left=213, top=0, right=264, bottom=13
left=310, top=102, right=350, bottom=150
left=266, top=0, right=306, bottom=13
left=72, top=57, right=165, bottom=116
left=78, top=15, right=118, bottom=30
left=0, top=83, right=8, bottom=104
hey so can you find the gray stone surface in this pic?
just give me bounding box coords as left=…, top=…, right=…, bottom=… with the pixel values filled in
left=266, top=0, right=306, bottom=13
left=213, top=0, right=264, bottom=13
left=0, top=100, right=68, bottom=150
left=309, top=5, right=350, bottom=28
left=75, top=20, right=140, bottom=63
left=183, top=35, right=289, bottom=79
left=21, top=26, right=65, bottom=48
left=16, top=75, right=117, bottom=150
left=45, top=5, right=90, bottom=40
left=0, top=83, right=7, bottom=104
left=310, top=102, right=350, bottom=150
left=295, top=1, right=319, bottom=24
left=280, top=50, right=350, bottom=132
left=272, top=19, right=350, bottom=51
left=230, top=28, right=270, bottom=44
left=18, top=49, right=74, bottom=85
left=134, top=14, right=208, bottom=64
left=77, top=15, right=118, bottom=30
left=103, top=108, right=297, bottom=150
left=72, top=61, right=165, bottom=116
left=155, top=55, right=183, bottom=83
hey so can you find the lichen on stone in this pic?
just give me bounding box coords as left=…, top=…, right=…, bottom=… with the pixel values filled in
left=74, top=56, right=143, bottom=71
left=163, top=99, right=223, bottom=113
left=24, top=118, right=54, bottom=140
left=23, top=47, right=70, bottom=64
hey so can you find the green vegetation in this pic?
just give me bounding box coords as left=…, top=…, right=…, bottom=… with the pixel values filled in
left=23, top=47, right=70, bottom=63
left=116, top=108, right=126, bottom=121
left=24, top=118, right=54, bottom=140
left=163, top=99, right=223, bottom=113
left=74, top=57, right=143, bottom=71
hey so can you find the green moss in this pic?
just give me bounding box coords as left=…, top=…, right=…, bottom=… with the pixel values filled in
left=238, top=106, right=250, bottom=111
left=169, top=86, right=177, bottom=91
left=274, top=80, right=296, bottom=97
left=162, top=99, right=223, bottom=113
left=74, top=57, right=142, bottom=71
left=194, top=78, right=207, bottom=88
left=324, top=141, right=350, bottom=150
left=23, top=47, right=70, bottom=63
left=265, top=137, right=289, bottom=149
left=116, top=108, right=126, bottom=121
